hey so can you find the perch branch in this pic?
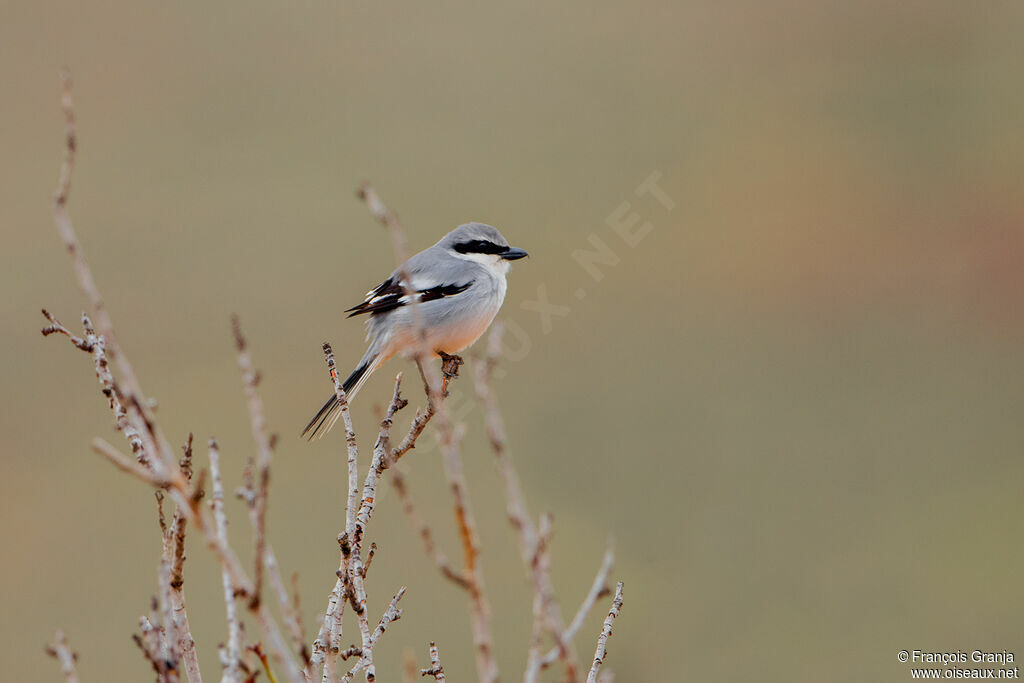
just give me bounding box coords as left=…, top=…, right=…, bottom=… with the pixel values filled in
left=357, top=183, right=497, bottom=683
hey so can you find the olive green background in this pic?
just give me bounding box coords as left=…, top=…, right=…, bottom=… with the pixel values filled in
left=3, top=2, right=1024, bottom=681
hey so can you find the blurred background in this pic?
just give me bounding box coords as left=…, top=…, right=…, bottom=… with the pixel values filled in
left=3, top=1, right=1024, bottom=681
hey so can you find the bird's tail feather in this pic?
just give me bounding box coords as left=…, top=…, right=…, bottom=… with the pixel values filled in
left=301, top=354, right=379, bottom=440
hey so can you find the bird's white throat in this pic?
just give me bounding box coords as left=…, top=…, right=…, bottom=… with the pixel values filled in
left=452, top=250, right=511, bottom=275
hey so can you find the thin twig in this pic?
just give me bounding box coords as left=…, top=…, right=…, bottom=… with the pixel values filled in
left=420, top=641, right=446, bottom=682
left=232, top=316, right=274, bottom=611
left=541, top=544, right=614, bottom=668
left=46, top=630, right=80, bottom=683
left=524, top=514, right=554, bottom=683
left=323, top=342, right=360, bottom=539
left=136, top=613, right=167, bottom=680
left=44, top=308, right=155, bottom=471
left=164, top=465, right=204, bottom=683
left=342, top=587, right=406, bottom=682
left=586, top=582, right=624, bottom=683
left=156, top=550, right=179, bottom=678
left=254, top=601, right=307, bottom=683
left=53, top=71, right=171, bottom=473
left=169, top=434, right=194, bottom=590
left=352, top=375, right=407, bottom=539
left=210, top=439, right=243, bottom=683
left=237, top=462, right=308, bottom=677
left=266, top=550, right=308, bottom=664
left=250, top=643, right=278, bottom=683
left=231, top=320, right=308, bottom=670
left=92, top=437, right=170, bottom=487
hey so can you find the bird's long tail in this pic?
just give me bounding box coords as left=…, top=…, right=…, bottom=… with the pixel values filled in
left=301, top=352, right=380, bottom=440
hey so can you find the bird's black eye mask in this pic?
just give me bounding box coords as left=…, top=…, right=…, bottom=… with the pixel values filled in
left=453, top=239, right=508, bottom=255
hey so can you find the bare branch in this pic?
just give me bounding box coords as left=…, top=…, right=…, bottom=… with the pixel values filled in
left=388, top=403, right=438, bottom=463
left=265, top=551, right=307, bottom=665
left=209, top=439, right=243, bottom=683
left=40, top=308, right=90, bottom=349
left=53, top=72, right=168, bottom=471
left=249, top=643, right=276, bottom=683
left=46, top=630, right=80, bottom=683
left=156, top=435, right=203, bottom=681
left=343, top=587, right=406, bottom=682
left=169, top=434, right=194, bottom=589
left=315, top=369, right=410, bottom=682
left=343, top=539, right=373, bottom=682
left=253, top=602, right=307, bottom=683
left=322, top=342, right=360, bottom=538
left=43, top=85, right=628, bottom=682
left=92, top=437, right=170, bottom=487
left=586, top=582, right=624, bottom=683
left=156, top=551, right=180, bottom=677
left=542, top=543, right=615, bottom=668
left=232, top=316, right=274, bottom=611
left=132, top=630, right=164, bottom=680
left=44, top=307, right=156, bottom=472
left=524, top=514, right=554, bottom=683
left=362, top=543, right=377, bottom=577
left=420, top=641, right=446, bottom=682
left=311, top=568, right=347, bottom=681
left=352, top=374, right=408, bottom=538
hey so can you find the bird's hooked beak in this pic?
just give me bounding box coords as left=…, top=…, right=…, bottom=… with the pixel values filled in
left=500, top=247, right=529, bottom=261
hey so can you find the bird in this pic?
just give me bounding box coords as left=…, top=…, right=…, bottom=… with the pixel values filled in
left=302, top=222, right=528, bottom=439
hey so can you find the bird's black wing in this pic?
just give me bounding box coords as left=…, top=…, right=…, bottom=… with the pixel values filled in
left=344, top=278, right=474, bottom=318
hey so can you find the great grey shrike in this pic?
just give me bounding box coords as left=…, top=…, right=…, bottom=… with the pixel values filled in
left=302, top=222, right=528, bottom=438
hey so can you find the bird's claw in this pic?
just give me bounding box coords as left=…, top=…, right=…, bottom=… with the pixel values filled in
left=437, top=352, right=464, bottom=397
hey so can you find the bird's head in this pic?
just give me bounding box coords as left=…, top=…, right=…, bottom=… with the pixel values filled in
left=440, top=223, right=528, bottom=271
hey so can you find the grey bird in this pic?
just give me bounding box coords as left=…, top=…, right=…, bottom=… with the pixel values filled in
left=302, top=222, right=528, bottom=439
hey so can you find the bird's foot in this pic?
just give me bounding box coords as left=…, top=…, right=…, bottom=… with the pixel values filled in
left=437, top=352, right=464, bottom=396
